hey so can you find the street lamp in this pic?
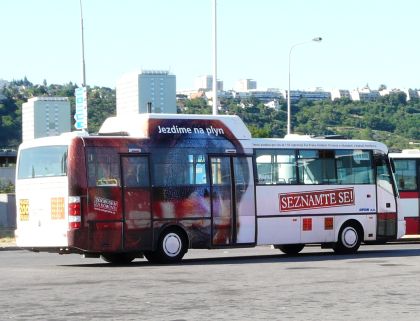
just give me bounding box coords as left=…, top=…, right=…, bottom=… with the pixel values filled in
left=212, top=0, right=218, bottom=115
left=287, top=37, right=322, bottom=135
left=79, top=0, right=86, bottom=87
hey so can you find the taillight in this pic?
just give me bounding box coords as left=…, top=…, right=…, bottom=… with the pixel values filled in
left=68, top=196, right=81, bottom=229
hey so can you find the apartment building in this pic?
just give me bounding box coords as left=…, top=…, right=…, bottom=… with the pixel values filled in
left=234, top=79, right=257, bottom=92
left=116, top=70, right=176, bottom=115
left=350, top=87, right=380, bottom=101
left=21, top=97, right=71, bottom=142
left=194, top=75, right=223, bottom=91
left=330, top=89, right=351, bottom=101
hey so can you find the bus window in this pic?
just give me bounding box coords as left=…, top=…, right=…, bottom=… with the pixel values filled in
left=375, top=153, right=394, bottom=194
left=336, top=150, right=374, bottom=184
left=18, top=146, right=67, bottom=179
left=87, top=148, right=120, bottom=187
left=188, top=154, right=207, bottom=185
left=153, top=149, right=208, bottom=186
left=255, top=149, right=296, bottom=184
left=393, top=159, right=417, bottom=191
left=122, top=157, right=149, bottom=188
left=298, top=150, right=335, bottom=184
left=211, top=157, right=231, bottom=185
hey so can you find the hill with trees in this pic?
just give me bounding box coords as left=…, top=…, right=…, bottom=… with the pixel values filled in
left=0, top=79, right=419, bottom=150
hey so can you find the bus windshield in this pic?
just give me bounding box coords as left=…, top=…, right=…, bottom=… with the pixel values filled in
left=18, top=145, right=68, bottom=179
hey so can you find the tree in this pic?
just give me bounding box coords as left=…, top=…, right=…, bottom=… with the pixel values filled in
left=378, top=84, right=387, bottom=91
left=0, top=79, right=418, bottom=151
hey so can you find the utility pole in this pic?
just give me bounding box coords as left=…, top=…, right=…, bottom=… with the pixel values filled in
left=80, top=0, right=86, bottom=87
left=212, top=0, right=218, bottom=115
left=74, top=0, right=88, bottom=132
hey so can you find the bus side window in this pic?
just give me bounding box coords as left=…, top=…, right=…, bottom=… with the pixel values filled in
left=189, top=154, right=207, bottom=185
left=255, top=149, right=296, bottom=185
left=393, top=159, right=417, bottom=191
left=298, top=150, right=321, bottom=184
left=298, top=150, right=339, bottom=184
left=123, top=157, right=149, bottom=188
left=87, top=148, right=120, bottom=187
left=336, top=150, right=374, bottom=184
left=152, top=150, right=207, bottom=187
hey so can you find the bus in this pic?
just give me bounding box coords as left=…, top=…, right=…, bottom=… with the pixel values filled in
left=15, top=114, right=404, bottom=264
left=390, top=149, right=420, bottom=234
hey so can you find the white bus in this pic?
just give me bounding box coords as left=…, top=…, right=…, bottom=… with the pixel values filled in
left=15, top=114, right=404, bottom=263
left=390, top=149, right=420, bottom=234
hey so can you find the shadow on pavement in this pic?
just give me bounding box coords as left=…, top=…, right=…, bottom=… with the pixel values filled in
left=60, top=246, right=420, bottom=268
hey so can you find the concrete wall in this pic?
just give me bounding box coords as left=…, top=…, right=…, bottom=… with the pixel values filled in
left=0, top=194, right=16, bottom=229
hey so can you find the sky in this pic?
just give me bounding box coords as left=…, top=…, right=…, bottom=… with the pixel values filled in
left=1, top=0, right=419, bottom=91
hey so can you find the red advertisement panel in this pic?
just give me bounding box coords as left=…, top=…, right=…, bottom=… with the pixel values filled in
left=279, top=188, right=355, bottom=212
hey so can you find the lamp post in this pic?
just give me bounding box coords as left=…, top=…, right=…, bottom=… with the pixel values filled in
left=80, top=0, right=86, bottom=87
left=287, top=37, right=322, bottom=135
left=74, top=0, right=88, bottom=132
left=212, top=0, right=218, bottom=115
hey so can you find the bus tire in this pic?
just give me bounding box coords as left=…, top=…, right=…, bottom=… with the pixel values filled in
left=100, top=253, right=135, bottom=264
left=277, top=244, right=305, bottom=255
left=333, top=223, right=362, bottom=254
left=145, top=227, right=187, bottom=264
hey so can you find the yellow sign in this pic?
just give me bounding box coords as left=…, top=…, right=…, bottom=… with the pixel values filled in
left=51, top=197, right=65, bottom=220
left=19, top=199, right=29, bottom=221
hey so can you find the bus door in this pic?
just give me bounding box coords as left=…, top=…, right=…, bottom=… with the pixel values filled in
left=86, top=147, right=124, bottom=252
left=393, top=157, right=420, bottom=234
left=375, top=153, right=398, bottom=239
left=121, top=155, right=153, bottom=251
left=209, top=155, right=256, bottom=246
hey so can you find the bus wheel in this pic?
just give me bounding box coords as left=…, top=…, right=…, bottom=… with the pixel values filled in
left=145, top=228, right=187, bottom=264
left=100, top=253, right=135, bottom=264
left=333, top=223, right=362, bottom=254
left=277, top=244, right=305, bottom=255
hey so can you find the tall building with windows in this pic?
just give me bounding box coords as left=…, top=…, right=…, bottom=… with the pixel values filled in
left=116, top=70, right=176, bottom=115
left=22, top=97, right=71, bottom=142
left=234, top=79, right=257, bottom=92
left=194, top=75, right=223, bottom=91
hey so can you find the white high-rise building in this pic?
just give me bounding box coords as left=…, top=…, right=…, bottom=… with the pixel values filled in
left=22, top=97, right=71, bottom=142
left=195, top=75, right=223, bottom=91
left=234, top=79, right=257, bottom=92
left=116, top=70, right=176, bottom=115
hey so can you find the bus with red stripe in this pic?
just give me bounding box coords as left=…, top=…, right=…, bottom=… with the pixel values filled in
left=390, top=149, right=420, bottom=234
left=15, top=114, right=405, bottom=264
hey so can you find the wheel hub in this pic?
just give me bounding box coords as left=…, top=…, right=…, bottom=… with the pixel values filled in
left=163, top=233, right=182, bottom=256
left=343, top=228, right=357, bottom=247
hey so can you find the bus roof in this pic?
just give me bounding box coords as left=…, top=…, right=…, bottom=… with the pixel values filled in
left=98, top=113, right=252, bottom=140
left=18, top=131, right=89, bottom=149
left=390, top=149, right=420, bottom=158
left=252, top=136, right=388, bottom=153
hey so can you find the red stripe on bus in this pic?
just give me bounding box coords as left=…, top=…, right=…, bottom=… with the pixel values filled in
left=400, top=191, right=420, bottom=199
left=405, top=217, right=420, bottom=235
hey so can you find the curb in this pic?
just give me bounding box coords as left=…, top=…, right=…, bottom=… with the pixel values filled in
left=0, top=246, right=20, bottom=252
